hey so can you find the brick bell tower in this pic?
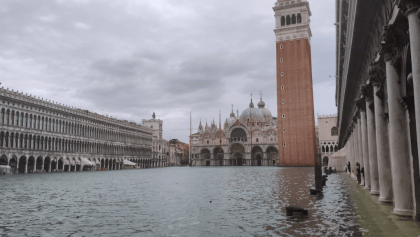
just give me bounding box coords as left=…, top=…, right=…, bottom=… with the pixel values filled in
left=273, top=0, right=315, bottom=166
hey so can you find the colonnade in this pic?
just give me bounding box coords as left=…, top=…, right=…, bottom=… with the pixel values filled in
left=0, top=153, right=166, bottom=174
left=345, top=5, right=420, bottom=219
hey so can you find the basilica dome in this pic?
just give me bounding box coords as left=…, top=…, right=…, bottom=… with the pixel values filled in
left=240, top=99, right=266, bottom=123
left=257, top=98, right=273, bottom=122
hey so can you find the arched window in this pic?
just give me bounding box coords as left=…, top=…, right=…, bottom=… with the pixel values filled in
left=286, top=15, right=291, bottom=25
left=322, top=146, right=325, bottom=152
left=297, top=13, right=302, bottom=23
left=0, top=109, right=4, bottom=124
left=256, top=138, right=259, bottom=142
left=331, top=127, right=338, bottom=136
left=292, top=14, right=296, bottom=24
left=326, top=146, right=329, bottom=152
left=281, top=16, right=285, bottom=26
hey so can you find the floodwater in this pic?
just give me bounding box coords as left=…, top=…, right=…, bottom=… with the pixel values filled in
left=0, top=167, right=363, bottom=236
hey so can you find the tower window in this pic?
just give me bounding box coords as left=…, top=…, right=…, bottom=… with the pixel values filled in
left=283, top=143, right=286, bottom=147
left=292, top=14, right=296, bottom=24
left=281, top=72, right=284, bottom=76
left=281, top=16, right=285, bottom=26
left=283, top=128, right=286, bottom=133
left=286, top=15, right=291, bottom=25
left=297, top=13, right=302, bottom=23
left=280, top=58, right=283, bottom=63
left=282, top=114, right=285, bottom=119
left=281, top=100, right=285, bottom=104
left=281, top=85, right=284, bottom=90
left=280, top=45, right=283, bottom=49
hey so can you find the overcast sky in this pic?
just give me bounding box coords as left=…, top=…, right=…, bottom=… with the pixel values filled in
left=0, top=0, right=336, bottom=143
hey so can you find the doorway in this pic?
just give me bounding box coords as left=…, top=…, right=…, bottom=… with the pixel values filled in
left=206, top=160, right=210, bottom=166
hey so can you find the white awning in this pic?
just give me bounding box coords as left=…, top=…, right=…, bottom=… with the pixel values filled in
left=123, top=159, right=137, bottom=166
left=81, top=157, right=95, bottom=166
left=95, top=159, right=101, bottom=165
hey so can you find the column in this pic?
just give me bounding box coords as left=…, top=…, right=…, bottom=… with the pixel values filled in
left=24, top=158, right=28, bottom=174
left=357, top=98, right=371, bottom=189
left=382, top=27, right=414, bottom=216
left=401, top=1, right=420, bottom=167
left=352, top=127, right=357, bottom=179
left=361, top=84, right=380, bottom=195
left=357, top=115, right=365, bottom=186
left=48, top=160, right=51, bottom=173
left=370, top=70, right=393, bottom=203
left=346, top=134, right=351, bottom=174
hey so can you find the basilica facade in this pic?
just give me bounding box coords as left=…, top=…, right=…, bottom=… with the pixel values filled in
left=191, top=97, right=279, bottom=166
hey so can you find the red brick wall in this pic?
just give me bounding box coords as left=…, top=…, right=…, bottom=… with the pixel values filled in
left=276, top=39, right=316, bottom=166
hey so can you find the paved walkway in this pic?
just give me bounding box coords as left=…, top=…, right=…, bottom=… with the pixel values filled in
left=343, top=173, right=420, bottom=237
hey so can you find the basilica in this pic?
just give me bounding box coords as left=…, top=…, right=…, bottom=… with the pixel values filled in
left=191, top=96, right=279, bottom=166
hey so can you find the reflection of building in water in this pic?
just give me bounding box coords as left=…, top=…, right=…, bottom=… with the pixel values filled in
left=191, top=96, right=279, bottom=166
left=0, top=87, right=156, bottom=174
left=317, top=115, right=338, bottom=165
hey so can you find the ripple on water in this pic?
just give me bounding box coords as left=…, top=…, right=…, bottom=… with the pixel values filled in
left=0, top=167, right=362, bottom=236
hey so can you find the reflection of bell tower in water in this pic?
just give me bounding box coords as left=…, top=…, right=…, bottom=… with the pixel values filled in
left=273, top=0, right=316, bottom=166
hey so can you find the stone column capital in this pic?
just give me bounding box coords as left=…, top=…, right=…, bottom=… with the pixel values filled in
left=360, top=84, right=374, bottom=101
left=398, top=0, right=420, bottom=15
left=368, top=62, right=386, bottom=86
left=381, top=25, right=408, bottom=66
left=381, top=25, right=397, bottom=62
left=355, top=98, right=366, bottom=111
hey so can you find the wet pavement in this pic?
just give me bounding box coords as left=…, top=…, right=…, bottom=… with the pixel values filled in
left=0, top=167, right=363, bottom=236
left=344, top=173, right=420, bottom=237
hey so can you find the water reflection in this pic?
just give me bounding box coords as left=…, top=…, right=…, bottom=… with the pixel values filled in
left=0, top=167, right=362, bottom=236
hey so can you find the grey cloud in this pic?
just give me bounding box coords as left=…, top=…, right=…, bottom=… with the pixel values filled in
left=0, top=0, right=337, bottom=143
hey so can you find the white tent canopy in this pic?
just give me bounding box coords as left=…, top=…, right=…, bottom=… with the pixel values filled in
left=81, top=157, right=95, bottom=167
left=123, top=159, right=137, bottom=166
left=328, top=148, right=347, bottom=172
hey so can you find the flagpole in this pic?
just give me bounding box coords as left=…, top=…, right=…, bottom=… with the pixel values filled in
left=189, top=112, right=192, bottom=166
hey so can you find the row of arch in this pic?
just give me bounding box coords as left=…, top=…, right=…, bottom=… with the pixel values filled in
left=281, top=13, right=302, bottom=26
left=0, top=131, right=151, bottom=156
left=200, top=145, right=278, bottom=158
left=0, top=108, right=149, bottom=144
left=321, top=144, right=338, bottom=153
left=0, top=155, right=163, bottom=174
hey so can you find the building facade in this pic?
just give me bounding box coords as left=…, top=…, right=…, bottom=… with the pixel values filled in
left=142, top=115, right=169, bottom=167
left=169, top=139, right=189, bottom=166
left=191, top=97, right=279, bottom=166
left=0, top=87, right=154, bottom=174
left=317, top=115, right=339, bottom=165
left=336, top=0, right=420, bottom=220
left=273, top=0, right=316, bottom=166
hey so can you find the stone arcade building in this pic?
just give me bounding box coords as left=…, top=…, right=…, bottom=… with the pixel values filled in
left=191, top=97, right=279, bottom=166
left=0, top=87, right=156, bottom=174
left=336, top=0, right=420, bottom=220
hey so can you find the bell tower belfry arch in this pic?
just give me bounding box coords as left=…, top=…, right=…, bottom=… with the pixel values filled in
left=273, top=0, right=316, bottom=166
